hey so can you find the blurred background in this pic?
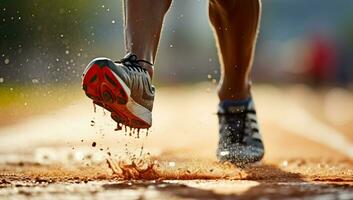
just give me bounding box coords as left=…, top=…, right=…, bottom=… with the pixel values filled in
left=0, top=0, right=353, bottom=128
left=1, top=3, right=353, bottom=196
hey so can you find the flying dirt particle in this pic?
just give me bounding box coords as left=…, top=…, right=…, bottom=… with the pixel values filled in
left=100, top=148, right=103, bottom=151
left=90, top=120, right=95, bottom=126
left=81, top=139, right=83, bottom=142
left=107, top=152, right=111, bottom=156
left=92, top=142, right=96, bottom=147
left=86, top=154, right=92, bottom=160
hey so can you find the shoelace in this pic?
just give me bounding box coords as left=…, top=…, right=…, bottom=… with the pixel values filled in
left=218, top=111, right=247, bottom=143
left=219, top=107, right=259, bottom=143
left=115, top=54, right=153, bottom=73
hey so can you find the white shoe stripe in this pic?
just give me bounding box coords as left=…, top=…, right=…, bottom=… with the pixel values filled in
left=112, top=71, right=152, bottom=125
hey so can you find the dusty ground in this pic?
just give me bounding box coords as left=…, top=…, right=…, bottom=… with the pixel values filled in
left=0, top=83, right=353, bottom=199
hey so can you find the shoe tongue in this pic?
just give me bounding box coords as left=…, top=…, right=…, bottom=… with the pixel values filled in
left=218, top=98, right=251, bottom=114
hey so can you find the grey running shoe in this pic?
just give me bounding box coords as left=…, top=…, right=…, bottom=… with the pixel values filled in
left=82, top=53, right=155, bottom=129
left=217, top=98, right=264, bottom=165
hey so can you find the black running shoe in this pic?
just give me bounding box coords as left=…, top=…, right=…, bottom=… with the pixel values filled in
left=217, top=97, right=264, bottom=165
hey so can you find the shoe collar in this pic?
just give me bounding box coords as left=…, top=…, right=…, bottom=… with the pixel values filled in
left=218, top=98, right=253, bottom=114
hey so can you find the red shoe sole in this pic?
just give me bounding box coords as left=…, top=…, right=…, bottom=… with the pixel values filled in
left=82, top=61, right=151, bottom=129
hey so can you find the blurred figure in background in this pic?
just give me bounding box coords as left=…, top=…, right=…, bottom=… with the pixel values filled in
left=306, top=33, right=337, bottom=86
left=82, top=0, right=264, bottom=165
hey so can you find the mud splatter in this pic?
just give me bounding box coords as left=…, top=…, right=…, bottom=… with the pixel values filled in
left=105, top=156, right=245, bottom=180
left=106, top=157, right=159, bottom=180
left=93, top=103, right=96, bottom=113
left=114, top=123, right=123, bottom=131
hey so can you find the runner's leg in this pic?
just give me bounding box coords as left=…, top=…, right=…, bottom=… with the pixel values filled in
left=208, top=0, right=261, bottom=100
left=124, top=0, right=172, bottom=77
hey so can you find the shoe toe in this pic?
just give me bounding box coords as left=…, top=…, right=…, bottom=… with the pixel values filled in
left=217, top=140, right=264, bottom=165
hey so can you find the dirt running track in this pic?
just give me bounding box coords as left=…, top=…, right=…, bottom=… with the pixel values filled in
left=0, top=84, right=353, bottom=199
